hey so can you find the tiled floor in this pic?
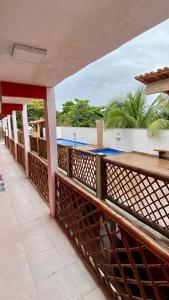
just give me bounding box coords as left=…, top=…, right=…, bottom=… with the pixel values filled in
left=0, top=142, right=109, bottom=300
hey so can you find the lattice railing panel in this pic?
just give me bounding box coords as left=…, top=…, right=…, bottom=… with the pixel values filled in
left=30, top=136, right=38, bottom=153
left=5, top=136, right=10, bottom=148
left=17, top=143, right=25, bottom=170
left=104, top=159, right=169, bottom=237
left=71, top=148, right=96, bottom=191
left=17, top=131, right=24, bottom=145
left=55, top=174, right=169, bottom=300
left=38, top=138, right=47, bottom=160
left=28, top=152, right=48, bottom=202
left=10, top=139, right=15, bottom=158
left=57, top=144, right=67, bottom=171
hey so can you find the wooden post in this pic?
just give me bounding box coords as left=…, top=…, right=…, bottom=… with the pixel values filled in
left=96, top=119, right=104, bottom=146
left=96, top=154, right=106, bottom=199
left=67, top=146, right=72, bottom=177
left=44, top=87, right=58, bottom=217
left=22, top=105, right=30, bottom=177
left=12, top=111, right=18, bottom=160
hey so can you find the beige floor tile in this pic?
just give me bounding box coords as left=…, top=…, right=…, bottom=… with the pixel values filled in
left=52, top=238, right=80, bottom=266
left=35, top=268, right=81, bottom=300
left=23, top=233, right=53, bottom=259
left=6, top=285, right=38, bottom=300
left=29, top=248, right=64, bottom=283
left=42, top=217, right=67, bottom=241
left=0, top=241, right=26, bottom=267
left=20, top=219, right=45, bottom=240
left=83, top=287, right=109, bottom=300
left=0, top=226, right=21, bottom=248
left=0, top=212, right=18, bottom=231
left=13, top=201, right=35, bottom=212
left=15, top=206, right=39, bottom=225
left=0, top=192, right=11, bottom=202
left=0, top=201, right=14, bottom=217
left=0, top=259, right=33, bottom=299
left=68, top=260, right=97, bottom=296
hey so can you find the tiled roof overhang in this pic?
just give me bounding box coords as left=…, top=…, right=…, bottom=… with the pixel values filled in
left=135, top=67, right=169, bottom=84
left=135, top=67, right=169, bottom=95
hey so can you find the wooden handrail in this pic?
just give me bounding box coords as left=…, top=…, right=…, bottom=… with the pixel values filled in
left=104, top=156, right=169, bottom=182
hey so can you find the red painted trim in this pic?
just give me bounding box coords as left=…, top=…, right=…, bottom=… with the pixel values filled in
left=2, top=103, right=23, bottom=116
left=1, top=82, right=47, bottom=100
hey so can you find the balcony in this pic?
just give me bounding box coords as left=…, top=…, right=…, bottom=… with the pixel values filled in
left=1, top=134, right=169, bottom=300
left=0, top=141, right=111, bottom=300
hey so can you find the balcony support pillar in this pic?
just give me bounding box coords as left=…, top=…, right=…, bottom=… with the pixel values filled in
left=22, top=105, right=30, bottom=177
left=7, top=115, right=12, bottom=139
left=12, top=111, right=18, bottom=160
left=4, top=117, right=8, bottom=137
left=44, top=87, right=58, bottom=217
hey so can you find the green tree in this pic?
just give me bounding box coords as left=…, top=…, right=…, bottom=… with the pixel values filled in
left=57, top=99, right=104, bottom=127
left=16, top=100, right=44, bottom=129
left=105, top=88, right=169, bottom=136
left=27, top=100, right=44, bottom=121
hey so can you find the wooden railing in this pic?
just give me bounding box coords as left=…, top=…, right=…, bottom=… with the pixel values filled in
left=71, top=148, right=97, bottom=191
left=55, top=173, right=169, bottom=300
left=28, top=151, right=49, bottom=202
left=30, top=135, right=38, bottom=153
left=103, top=158, right=169, bottom=239
left=38, top=138, right=47, bottom=159
left=30, top=136, right=47, bottom=160
left=17, top=131, right=24, bottom=145
left=57, top=144, right=68, bottom=171
left=10, top=139, right=15, bottom=158
left=16, top=143, right=25, bottom=170
left=5, top=135, right=10, bottom=148
left=56, top=147, right=169, bottom=238
left=27, top=136, right=169, bottom=238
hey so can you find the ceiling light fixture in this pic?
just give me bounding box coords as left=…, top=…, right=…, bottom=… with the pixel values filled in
left=12, top=43, right=47, bottom=64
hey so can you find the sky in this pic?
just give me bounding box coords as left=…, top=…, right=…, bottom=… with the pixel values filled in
left=55, top=18, right=169, bottom=111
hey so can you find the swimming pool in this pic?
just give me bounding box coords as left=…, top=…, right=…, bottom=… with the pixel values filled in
left=57, top=138, right=88, bottom=147
left=89, top=148, right=124, bottom=156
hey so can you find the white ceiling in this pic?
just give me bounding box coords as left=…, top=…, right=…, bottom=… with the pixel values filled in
left=0, top=0, right=169, bottom=88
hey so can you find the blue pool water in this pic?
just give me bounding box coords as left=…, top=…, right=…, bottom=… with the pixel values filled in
left=89, top=148, right=124, bottom=156
left=57, top=138, right=88, bottom=147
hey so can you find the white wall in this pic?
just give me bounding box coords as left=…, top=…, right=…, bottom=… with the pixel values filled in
left=104, top=129, right=133, bottom=151
left=57, top=127, right=97, bottom=144
left=132, top=129, right=169, bottom=155
left=56, top=126, right=169, bottom=155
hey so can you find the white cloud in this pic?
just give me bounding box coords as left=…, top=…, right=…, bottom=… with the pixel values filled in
left=55, top=18, right=169, bottom=110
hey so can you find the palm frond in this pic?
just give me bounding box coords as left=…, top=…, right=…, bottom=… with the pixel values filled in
left=148, top=119, right=169, bottom=137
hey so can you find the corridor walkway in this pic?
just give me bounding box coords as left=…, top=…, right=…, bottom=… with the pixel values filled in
left=0, top=142, right=108, bottom=300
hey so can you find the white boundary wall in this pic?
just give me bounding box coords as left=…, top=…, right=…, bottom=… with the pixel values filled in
left=57, top=127, right=169, bottom=155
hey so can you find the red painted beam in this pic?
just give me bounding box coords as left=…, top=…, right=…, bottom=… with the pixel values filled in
left=2, top=103, right=23, bottom=116
left=1, top=82, right=47, bottom=100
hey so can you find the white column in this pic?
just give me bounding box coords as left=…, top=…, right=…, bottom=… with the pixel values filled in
left=12, top=111, right=18, bottom=160
left=44, top=87, right=58, bottom=217
left=4, top=117, right=8, bottom=136
left=22, top=105, right=30, bottom=177
left=7, top=115, right=12, bottom=139
left=2, top=118, right=5, bottom=132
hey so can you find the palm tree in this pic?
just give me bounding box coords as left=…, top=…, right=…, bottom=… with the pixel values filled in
left=105, top=88, right=169, bottom=136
